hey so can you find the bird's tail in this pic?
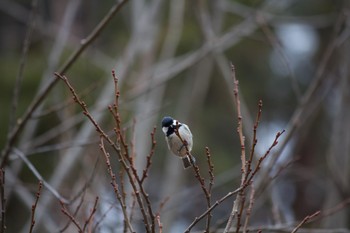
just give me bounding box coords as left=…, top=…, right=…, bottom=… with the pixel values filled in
left=182, top=155, right=196, bottom=169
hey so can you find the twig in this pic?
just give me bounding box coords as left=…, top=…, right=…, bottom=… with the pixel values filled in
left=92, top=203, right=114, bottom=233
left=12, top=148, right=68, bottom=203
left=99, top=138, right=134, bottom=233
left=82, top=196, right=99, bottom=232
left=243, top=185, right=255, bottom=232
left=291, top=211, right=321, bottom=233
left=60, top=201, right=83, bottom=233
left=205, top=147, right=214, bottom=233
left=8, top=0, right=39, bottom=134
left=184, top=186, right=243, bottom=233
left=68, top=154, right=100, bottom=204
left=157, top=196, right=170, bottom=215
left=0, top=0, right=130, bottom=167
left=0, top=169, right=5, bottom=233
left=156, top=215, right=163, bottom=233
left=244, top=100, right=263, bottom=182
left=225, top=64, right=285, bottom=233
left=130, top=118, right=137, bottom=162
left=31, top=81, right=100, bottom=118
left=231, top=64, right=246, bottom=178
left=60, top=193, right=85, bottom=233
left=224, top=64, right=246, bottom=233
left=141, top=127, right=157, bottom=183
left=109, top=71, right=155, bottom=232
left=29, top=180, right=43, bottom=233
left=245, top=130, right=285, bottom=187
left=309, top=197, right=350, bottom=224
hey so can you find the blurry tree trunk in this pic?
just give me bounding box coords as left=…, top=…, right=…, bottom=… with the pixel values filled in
left=323, top=36, right=350, bottom=227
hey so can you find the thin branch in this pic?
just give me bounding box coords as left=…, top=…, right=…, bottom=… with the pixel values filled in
left=60, top=201, right=83, bottom=233
left=109, top=71, right=155, bottom=233
left=68, top=155, right=100, bottom=204
left=156, top=215, right=163, bottom=233
left=0, top=169, right=5, bottom=233
left=82, top=196, right=99, bottom=232
left=243, top=185, right=255, bottom=232
left=29, top=180, right=43, bottom=233
left=184, top=186, right=243, bottom=233
left=309, top=197, right=350, bottom=224
left=8, top=0, right=39, bottom=134
left=31, top=81, right=100, bottom=119
left=224, top=64, right=246, bottom=233
left=99, top=138, right=134, bottom=233
left=245, top=100, right=263, bottom=182
left=231, top=64, right=246, bottom=178
left=291, top=211, right=321, bottom=233
left=205, top=147, right=214, bottom=233
left=245, top=130, right=285, bottom=187
left=60, top=193, right=85, bottom=233
left=92, top=203, right=114, bottom=233
left=141, top=127, right=157, bottom=183
left=12, top=148, right=68, bottom=203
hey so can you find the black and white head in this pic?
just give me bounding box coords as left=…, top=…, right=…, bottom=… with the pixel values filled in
left=161, top=116, right=178, bottom=137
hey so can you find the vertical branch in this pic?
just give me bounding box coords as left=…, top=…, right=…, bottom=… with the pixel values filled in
left=205, top=147, right=214, bottom=233
left=141, top=127, right=157, bottom=183
left=243, top=185, right=255, bottom=233
left=0, top=169, right=5, bottom=233
left=99, top=138, right=135, bottom=233
left=29, top=180, right=43, bottom=233
left=244, top=100, right=262, bottom=182
left=82, top=196, right=99, bottom=232
left=111, top=70, right=122, bottom=135
left=224, top=64, right=247, bottom=233
left=231, top=63, right=246, bottom=178
left=110, top=71, right=155, bottom=232
left=156, top=215, right=163, bottom=233
left=8, top=0, right=39, bottom=134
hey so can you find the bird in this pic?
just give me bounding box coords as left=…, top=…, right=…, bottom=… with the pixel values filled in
left=161, top=116, right=195, bottom=169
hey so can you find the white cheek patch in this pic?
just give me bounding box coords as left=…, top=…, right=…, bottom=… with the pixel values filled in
left=172, top=120, right=179, bottom=126
left=162, top=127, right=168, bottom=134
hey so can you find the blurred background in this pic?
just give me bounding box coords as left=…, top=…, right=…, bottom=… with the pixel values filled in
left=1, top=0, right=350, bottom=232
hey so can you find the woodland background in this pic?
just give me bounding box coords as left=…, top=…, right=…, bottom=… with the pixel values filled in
left=1, top=0, right=350, bottom=232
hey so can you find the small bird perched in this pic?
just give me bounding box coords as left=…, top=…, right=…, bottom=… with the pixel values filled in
left=161, top=116, right=195, bottom=169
